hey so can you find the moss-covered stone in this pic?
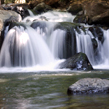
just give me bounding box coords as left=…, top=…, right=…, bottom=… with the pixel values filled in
left=59, top=52, right=93, bottom=70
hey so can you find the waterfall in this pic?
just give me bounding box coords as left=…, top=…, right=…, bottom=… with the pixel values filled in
left=76, top=29, right=95, bottom=65
left=0, top=26, right=54, bottom=67
left=1, top=11, right=109, bottom=71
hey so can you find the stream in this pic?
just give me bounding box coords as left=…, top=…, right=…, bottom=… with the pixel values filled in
left=0, top=71, right=109, bottom=109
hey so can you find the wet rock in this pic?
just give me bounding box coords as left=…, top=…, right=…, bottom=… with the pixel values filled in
left=12, top=5, right=30, bottom=19
left=33, top=2, right=52, bottom=14
left=89, top=26, right=104, bottom=43
left=0, top=10, right=21, bottom=49
left=54, top=22, right=78, bottom=59
left=31, top=21, right=47, bottom=32
left=73, top=15, right=88, bottom=24
left=67, top=78, right=109, bottom=95
left=59, top=52, right=93, bottom=70
left=92, top=38, right=98, bottom=50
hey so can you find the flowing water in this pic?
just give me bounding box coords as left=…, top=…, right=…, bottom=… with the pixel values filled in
left=0, top=11, right=109, bottom=70
left=0, top=11, right=109, bottom=108
left=0, top=71, right=109, bottom=109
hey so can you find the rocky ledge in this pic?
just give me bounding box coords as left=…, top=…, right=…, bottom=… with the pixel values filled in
left=67, top=78, right=109, bottom=95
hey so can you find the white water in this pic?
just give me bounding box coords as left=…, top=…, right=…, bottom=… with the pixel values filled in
left=0, top=11, right=109, bottom=72
left=22, top=11, right=75, bottom=23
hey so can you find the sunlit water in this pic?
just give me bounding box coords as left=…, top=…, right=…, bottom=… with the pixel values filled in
left=0, top=71, right=109, bottom=109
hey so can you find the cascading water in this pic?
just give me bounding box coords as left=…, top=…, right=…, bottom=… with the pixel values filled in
left=0, top=10, right=109, bottom=72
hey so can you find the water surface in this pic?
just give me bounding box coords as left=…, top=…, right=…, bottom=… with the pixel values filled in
left=0, top=71, right=109, bottom=109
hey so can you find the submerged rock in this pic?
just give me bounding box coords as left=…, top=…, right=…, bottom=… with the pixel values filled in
left=67, top=78, right=109, bottom=95
left=59, top=52, right=93, bottom=70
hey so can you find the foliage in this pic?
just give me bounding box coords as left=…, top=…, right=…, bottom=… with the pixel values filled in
left=4, top=0, right=15, bottom=4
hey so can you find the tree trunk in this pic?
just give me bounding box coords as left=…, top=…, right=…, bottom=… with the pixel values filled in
left=1, top=0, right=4, bottom=4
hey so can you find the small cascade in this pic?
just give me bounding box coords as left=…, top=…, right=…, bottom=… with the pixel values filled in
left=22, top=11, right=75, bottom=23
left=1, top=11, right=109, bottom=70
left=27, top=9, right=34, bottom=17
left=76, top=29, right=95, bottom=65
left=93, top=29, right=109, bottom=69
left=49, top=29, right=66, bottom=59
left=0, top=26, right=54, bottom=67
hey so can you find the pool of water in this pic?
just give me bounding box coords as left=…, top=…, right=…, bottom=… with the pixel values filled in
left=0, top=71, right=109, bottom=109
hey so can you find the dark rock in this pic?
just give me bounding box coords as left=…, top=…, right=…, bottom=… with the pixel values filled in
left=67, top=3, right=82, bottom=15
left=92, top=38, right=98, bottom=50
left=12, top=5, right=30, bottom=19
left=28, top=1, right=40, bottom=9
left=73, top=15, right=88, bottom=24
left=1, top=21, right=26, bottom=40
left=89, top=26, right=104, bottom=43
left=54, top=22, right=78, bottom=59
left=31, top=21, right=47, bottom=32
left=82, top=0, right=109, bottom=26
left=59, top=52, right=93, bottom=70
left=67, top=78, right=109, bottom=95
left=33, top=2, right=52, bottom=14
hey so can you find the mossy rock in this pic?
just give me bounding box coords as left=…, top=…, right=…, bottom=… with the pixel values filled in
left=73, top=15, right=88, bottom=24
left=59, top=52, right=93, bottom=70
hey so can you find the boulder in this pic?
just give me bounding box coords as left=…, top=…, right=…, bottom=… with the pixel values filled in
left=82, top=0, right=109, bottom=26
left=0, top=10, right=21, bottom=32
left=12, top=5, right=30, bottom=19
left=33, top=2, right=52, bottom=14
left=0, top=10, right=21, bottom=49
left=67, top=2, right=83, bottom=15
left=45, top=0, right=60, bottom=8
left=59, top=52, right=93, bottom=70
left=28, top=0, right=43, bottom=9
left=73, top=15, right=88, bottom=24
left=67, top=78, right=109, bottom=95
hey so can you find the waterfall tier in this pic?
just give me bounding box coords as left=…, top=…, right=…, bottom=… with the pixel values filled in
left=0, top=11, right=109, bottom=71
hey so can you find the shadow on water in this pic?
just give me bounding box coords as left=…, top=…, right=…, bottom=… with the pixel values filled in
left=0, top=70, right=109, bottom=109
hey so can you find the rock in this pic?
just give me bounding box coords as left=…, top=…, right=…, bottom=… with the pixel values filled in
left=45, top=0, right=60, bottom=8
left=67, top=78, right=109, bottom=95
left=0, top=10, right=21, bottom=32
left=91, top=38, right=98, bottom=50
left=67, top=3, right=82, bottom=15
left=33, top=2, right=52, bottom=14
left=12, top=5, right=30, bottom=19
left=73, top=15, right=88, bottom=24
left=59, top=52, right=93, bottom=70
left=28, top=0, right=43, bottom=9
left=54, top=22, right=77, bottom=59
left=0, top=5, right=4, bottom=10
left=89, top=26, right=104, bottom=43
left=82, top=0, right=109, bottom=26
left=0, top=10, right=21, bottom=50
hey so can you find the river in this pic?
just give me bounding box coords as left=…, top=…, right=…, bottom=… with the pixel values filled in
left=0, top=71, right=109, bottom=109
